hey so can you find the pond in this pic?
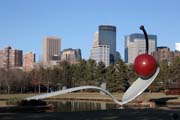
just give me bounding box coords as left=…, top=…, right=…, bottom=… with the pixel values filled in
left=47, top=100, right=119, bottom=112
left=46, top=100, right=180, bottom=113
left=47, top=100, right=152, bottom=112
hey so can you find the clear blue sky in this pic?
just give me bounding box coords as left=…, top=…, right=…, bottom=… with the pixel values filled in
left=0, top=0, right=179, bottom=61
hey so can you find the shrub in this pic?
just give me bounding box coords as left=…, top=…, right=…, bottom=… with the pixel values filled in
left=19, top=100, right=47, bottom=106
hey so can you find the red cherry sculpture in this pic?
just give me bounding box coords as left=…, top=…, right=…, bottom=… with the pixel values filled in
left=134, top=25, right=158, bottom=79
left=134, top=54, right=157, bottom=79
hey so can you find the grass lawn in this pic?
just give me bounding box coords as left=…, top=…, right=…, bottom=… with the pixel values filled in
left=0, top=94, right=36, bottom=100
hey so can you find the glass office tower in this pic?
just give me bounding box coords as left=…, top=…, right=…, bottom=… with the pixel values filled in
left=99, top=25, right=116, bottom=64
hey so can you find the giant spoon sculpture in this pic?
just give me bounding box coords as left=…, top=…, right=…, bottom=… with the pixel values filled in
left=26, top=25, right=160, bottom=105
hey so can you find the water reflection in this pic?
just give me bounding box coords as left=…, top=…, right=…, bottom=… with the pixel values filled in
left=48, top=100, right=117, bottom=112
left=47, top=100, right=180, bottom=112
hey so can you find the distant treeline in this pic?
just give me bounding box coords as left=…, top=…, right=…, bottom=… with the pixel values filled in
left=0, top=57, right=180, bottom=94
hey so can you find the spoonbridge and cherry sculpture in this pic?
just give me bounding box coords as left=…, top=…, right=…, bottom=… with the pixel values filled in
left=26, top=25, right=160, bottom=105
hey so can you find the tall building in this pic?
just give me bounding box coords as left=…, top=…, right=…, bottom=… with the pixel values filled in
left=176, top=43, right=180, bottom=51
left=0, top=46, right=23, bottom=69
left=90, top=25, right=117, bottom=66
left=90, top=45, right=110, bottom=66
left=92, top=32, right=99, bottom=48
left=61, top=48, right=82, bottom=64
left=99, top=25, right=116, bottom=63
left=23, top=52, right=36, bottom=71
left=125, top=33, right=157, bottom=64
left=116, top=51, right=121, bottom=61
left=43, top=36, right=61, bottom=65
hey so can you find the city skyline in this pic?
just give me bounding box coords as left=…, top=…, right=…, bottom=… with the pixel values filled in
left=0, top=0, right=180, bottom=61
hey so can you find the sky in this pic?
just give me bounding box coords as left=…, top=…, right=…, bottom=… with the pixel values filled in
left=0, top=0, right=180, bottom=61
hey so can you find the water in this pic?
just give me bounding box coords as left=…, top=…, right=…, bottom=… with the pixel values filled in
left=47, top=100, right=118, bottom=112
left=1, top=100, right=179, bottom=120
left=47, top=100, right=180, bottom=112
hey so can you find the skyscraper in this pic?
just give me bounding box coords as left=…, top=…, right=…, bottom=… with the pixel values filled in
left=99, top=25, right=116, bottom=63
left=90, top=45, right=110, bottom=66
left=125, top=33, right=157, bottom=64
left=23, top=52, right=36, bottom=71
left=92, top=32, right=99, bottom=48
left=0, top=46, right=23, bottom=69
left=43, top=36, right=61, bottom=65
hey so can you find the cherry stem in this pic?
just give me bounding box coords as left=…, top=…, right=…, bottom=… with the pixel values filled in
left=140, top=25, right=149, bottom=54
